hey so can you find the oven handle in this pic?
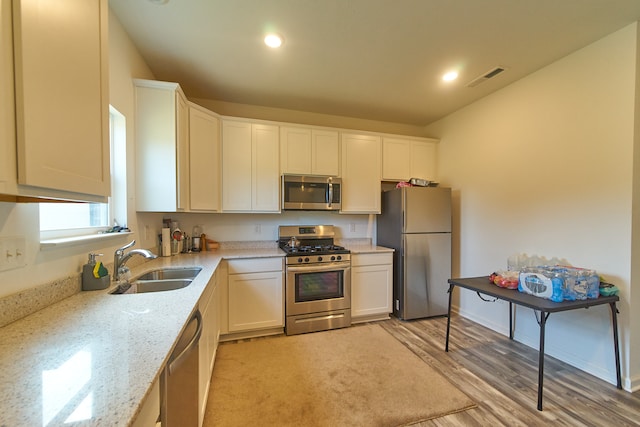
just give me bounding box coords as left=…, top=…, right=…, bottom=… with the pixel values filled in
left=287, top=262, right=350, bottom=273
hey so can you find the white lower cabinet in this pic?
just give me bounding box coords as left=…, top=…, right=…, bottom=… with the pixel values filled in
left=351, top=252, right=393, bottom=322
left=131, top=377, right=161, bottom=427
left=198, top=270, right=220, bottom=427
left=227, top=258, right=284, bottom=332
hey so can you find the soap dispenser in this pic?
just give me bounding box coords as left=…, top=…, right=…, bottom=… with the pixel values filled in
left=82, top=253, right=111, bottom=291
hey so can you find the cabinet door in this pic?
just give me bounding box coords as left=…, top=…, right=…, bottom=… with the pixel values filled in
left=340, top=133, right=381, bottom=213
left=189, top=104, right=220, bottom=211
left=176, top=92, right=189, bottom=211
left=131, top=378, right=160, bottom=427
left=13, top=0, right=110, bottom=198
left=382, top=137, right=411, bottom=181
left=0, top=0, right=15, bottom=195
left=311, top=129, right=339, bottom=176
left=352, top=264, right=392, bottom=318
left=135, top=80, right=182, bottom=212
left=280, top=126, right=311, bottom=174
left=383, top=137, right=438, bottom=182
left=228, top=271, right=284, bottom=332
left=410, top=140, right=437, bottom=182
left=198, top=271, right=218, bottom=426
left=252, top=124, right=280, bottom=212
left=222, top=120, right=252, bottom=211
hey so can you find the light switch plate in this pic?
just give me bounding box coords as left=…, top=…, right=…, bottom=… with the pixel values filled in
left=0, top=236, right=27, bottom=271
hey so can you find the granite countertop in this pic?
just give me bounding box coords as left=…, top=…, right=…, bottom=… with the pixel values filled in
left=0, top=247, right=284, bottom=426
left=344, top=244, right=395, bottom=254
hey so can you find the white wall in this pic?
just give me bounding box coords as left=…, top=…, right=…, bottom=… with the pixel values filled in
left=426, top=23, right=638, bottom=390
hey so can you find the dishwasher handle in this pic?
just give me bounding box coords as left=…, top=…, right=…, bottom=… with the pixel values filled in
left=168, top=309, right=202, bottom=375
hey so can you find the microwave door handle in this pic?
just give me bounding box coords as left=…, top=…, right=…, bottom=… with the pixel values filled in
left=327, top=178, right=333, bottom=208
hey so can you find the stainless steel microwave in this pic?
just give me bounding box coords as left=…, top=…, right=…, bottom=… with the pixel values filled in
left=281, top=175, right=341, bottom=211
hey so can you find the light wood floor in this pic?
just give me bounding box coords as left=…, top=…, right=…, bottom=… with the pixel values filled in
left=377, top=315, right=640, bottom=426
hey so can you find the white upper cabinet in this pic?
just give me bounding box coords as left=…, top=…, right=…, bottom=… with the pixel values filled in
left=189, top=102, right=221, bottom=212
left=280, top=126, right=339, bottom=176
left=134, top=79, right=189, bottom=212
left=0, top=0, right=16, bottom=199
left=280, top=127, right=311, bottom=175
left=252, top=124, right=280, bottom=212
left=1, top=0, right=109, bottom=202
left=340, top=132, right=381, bottom=214
left=312, top=129, right=340, bottom=176
left=382, top=137, right=438, bottom=182
left=222, top=120, right=280, bottom=212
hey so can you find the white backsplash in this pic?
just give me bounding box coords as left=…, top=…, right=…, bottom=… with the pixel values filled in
left=136, top=211, right=377, bottom=249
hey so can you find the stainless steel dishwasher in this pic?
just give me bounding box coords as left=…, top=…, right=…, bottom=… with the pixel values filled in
left=161, top=309, right=202, bottom=427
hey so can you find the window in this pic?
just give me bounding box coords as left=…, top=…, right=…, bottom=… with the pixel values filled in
left=39, top=106, right=127, bottom=241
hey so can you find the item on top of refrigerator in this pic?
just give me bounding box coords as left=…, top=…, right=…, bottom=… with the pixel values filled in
left=489, top=270, right=519, bottom=289
left=395, top=181, right=413, bottom=188
left=409, top=177, right=431, bottom=187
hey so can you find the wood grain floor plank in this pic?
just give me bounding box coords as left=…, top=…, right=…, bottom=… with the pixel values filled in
left=375, top=316, right=640, bottom=426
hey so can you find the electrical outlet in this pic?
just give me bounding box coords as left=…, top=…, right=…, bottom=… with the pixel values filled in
left=144, top=225, right=150, bottom=240
left=255, top=224, right=261, bottom=234
left=350, top=223, right=356, bottom=232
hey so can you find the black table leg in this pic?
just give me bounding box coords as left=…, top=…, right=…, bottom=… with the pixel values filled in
left=509, top=301, right=514, bottom=340
left=537, top=310, right=547, bottom=411
left=445, top=283, right=454, bottom=352
left=610, top=302, right=622, bottom=389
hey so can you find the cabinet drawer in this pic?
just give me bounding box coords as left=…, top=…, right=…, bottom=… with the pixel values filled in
left=351, top=253, right=393, bottom=267
left=227, top=257, right=283, bottom=274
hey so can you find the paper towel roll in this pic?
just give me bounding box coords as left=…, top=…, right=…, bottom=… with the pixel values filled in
left=162, top=228, right=171, bottom=257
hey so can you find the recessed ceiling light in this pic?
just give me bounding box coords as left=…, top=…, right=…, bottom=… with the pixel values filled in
left=147, top=0, right=169, bottom=5
left=264, top=34, right=284, bottom=48
left=442, top=71, right=459, bottom=82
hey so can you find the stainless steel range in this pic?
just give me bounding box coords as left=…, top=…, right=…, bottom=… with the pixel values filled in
left=278, top=225, right=351, bottom=335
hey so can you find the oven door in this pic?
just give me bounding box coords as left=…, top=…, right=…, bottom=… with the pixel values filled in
left=286, top=262, right=351, bottom=315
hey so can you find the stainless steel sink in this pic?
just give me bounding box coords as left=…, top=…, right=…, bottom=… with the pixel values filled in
left=136, top=267, right=202, bottom=281
left=109, top=267, right=202, bottom=294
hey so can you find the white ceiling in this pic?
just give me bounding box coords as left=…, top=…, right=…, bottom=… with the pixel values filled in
left=108, top=0, right=640, bottom=127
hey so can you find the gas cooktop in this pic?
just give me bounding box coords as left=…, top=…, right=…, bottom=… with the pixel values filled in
left=278, top=225, right=350, bottom=261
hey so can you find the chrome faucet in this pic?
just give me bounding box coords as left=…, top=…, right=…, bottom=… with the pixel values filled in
left=113, top=240, right=157, bottom=282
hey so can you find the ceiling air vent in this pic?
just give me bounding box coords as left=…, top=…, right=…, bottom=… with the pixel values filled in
left=466, top=66, right=506, bottom=87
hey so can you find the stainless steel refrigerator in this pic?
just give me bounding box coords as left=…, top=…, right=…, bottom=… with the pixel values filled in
left=377, top=187, right=451, bottom=320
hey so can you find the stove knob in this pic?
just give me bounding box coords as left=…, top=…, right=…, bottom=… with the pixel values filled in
left=297, top=257, right=303, bottom=263
left=331, top=255, right=336, bottom=261
left=337, top=255, right=342, bottom=261
left=318, top=256, right=323, bottom=262
left=304, top=257, right=310, bottom=263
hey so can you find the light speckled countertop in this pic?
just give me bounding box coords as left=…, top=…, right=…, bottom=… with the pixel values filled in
left=345, top=244, right=394, bottom=254
left=0, top=248, right=284, bottom=426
